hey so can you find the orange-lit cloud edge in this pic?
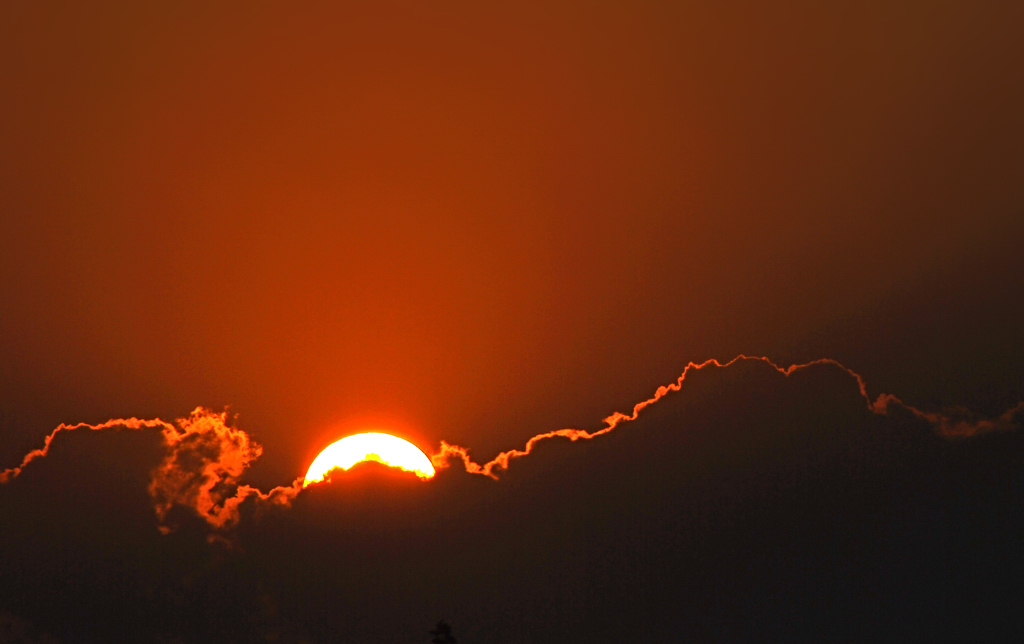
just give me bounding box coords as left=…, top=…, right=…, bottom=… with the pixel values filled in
left=2, top=355, right=1022, bottom=533
left=431, top=355, right=1024, bottom=478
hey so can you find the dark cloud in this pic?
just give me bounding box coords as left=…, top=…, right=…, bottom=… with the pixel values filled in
left=0, top=409, right=300, bottom=534
left=1, top=358, right=1022, bottom=641
left=0, top=611, right=61, bottom=644
left=434, top=356, right=1023, bottom=480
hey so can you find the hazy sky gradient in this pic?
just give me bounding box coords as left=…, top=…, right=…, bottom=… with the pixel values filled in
left=1, top=0, right=1022, bottom=525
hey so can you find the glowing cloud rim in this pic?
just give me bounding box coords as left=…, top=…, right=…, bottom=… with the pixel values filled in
left=2, top=355, right=1022, bottom=533
left=303, top=432, right=436, bottom=485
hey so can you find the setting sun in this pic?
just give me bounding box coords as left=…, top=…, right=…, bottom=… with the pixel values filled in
left=303, top=432, right=435, bottom=485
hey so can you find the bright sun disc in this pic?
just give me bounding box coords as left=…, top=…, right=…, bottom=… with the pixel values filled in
left=303, top=432, right=435, bottom=485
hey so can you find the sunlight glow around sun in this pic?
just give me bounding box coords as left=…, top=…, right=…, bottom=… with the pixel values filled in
left=303, top=432, right=435, bottom=485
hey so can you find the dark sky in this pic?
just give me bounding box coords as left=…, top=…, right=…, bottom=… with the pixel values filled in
left=1, top=1, right=1023, bottom=642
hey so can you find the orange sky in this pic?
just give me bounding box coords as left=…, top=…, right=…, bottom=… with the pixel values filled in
left=1, top=1, right=1022, bottom=483
left=2, top=4, right=1024, bottom=642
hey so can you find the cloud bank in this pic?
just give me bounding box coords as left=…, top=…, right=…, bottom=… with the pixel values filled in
left=1, top=356, right=1021, bottom=534
left=2, top=355, right=1024, bottom=641
left=1, top=408, right=301, bottom=532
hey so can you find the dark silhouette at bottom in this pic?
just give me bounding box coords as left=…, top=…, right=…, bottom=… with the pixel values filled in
left=430, top=620, right=457, bottom=644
